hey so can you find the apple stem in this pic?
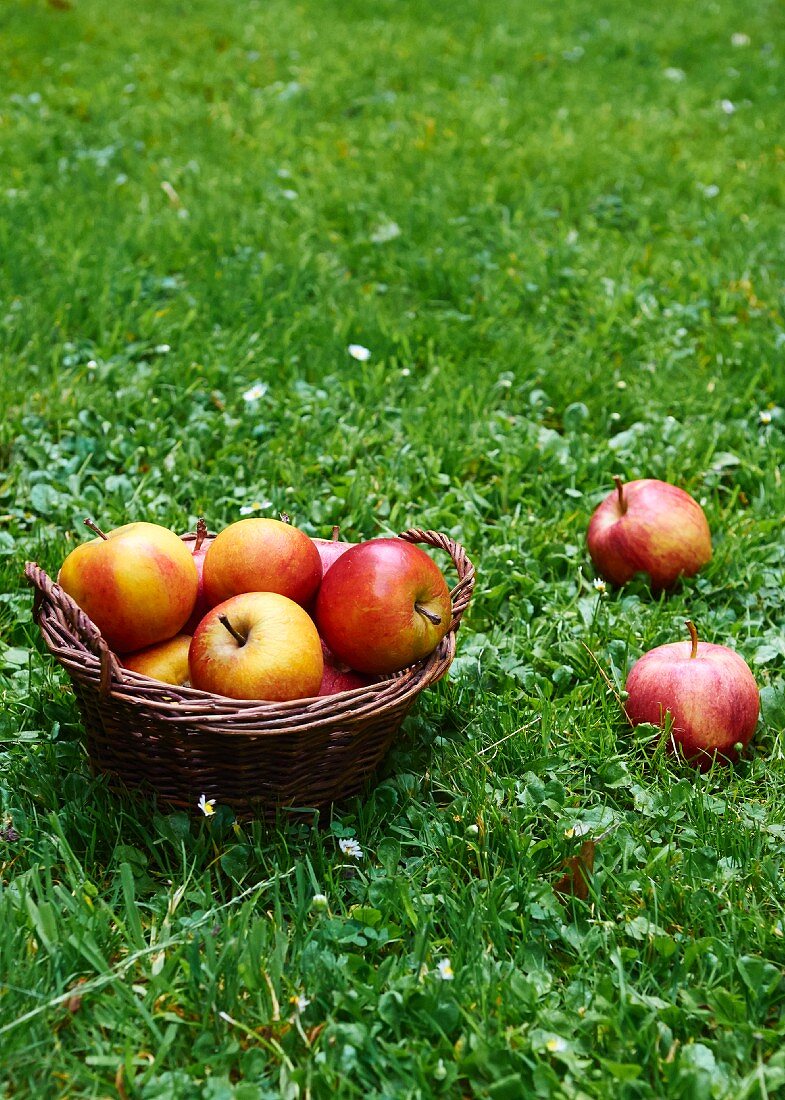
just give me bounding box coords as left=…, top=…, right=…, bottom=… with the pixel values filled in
left=219, top=614, right=247, bottom=647
left=613, top=476, right=628, bottom=515
left=331, top=525, right=340, bottom=542
left=685, top=620, right=699, bottom=659
left=84, top=518, right=109, bottom=541
left=194, top=516, right=208, bottom=553
left=415, top=602, right=442, bottom=626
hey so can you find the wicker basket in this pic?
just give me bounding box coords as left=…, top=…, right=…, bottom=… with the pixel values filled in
left=25, top=529, right=475, bottom=819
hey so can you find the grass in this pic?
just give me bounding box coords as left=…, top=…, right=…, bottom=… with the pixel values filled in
left=1, top=0, right=785, bottom=1095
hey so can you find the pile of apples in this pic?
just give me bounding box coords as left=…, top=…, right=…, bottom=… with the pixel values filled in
left=56, top=517, right=453, bottom=702
left=587, top=477, right=760, bottom=770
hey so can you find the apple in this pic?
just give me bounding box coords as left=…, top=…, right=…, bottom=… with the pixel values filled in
left=318, top=640, right=373, bottom=695
left=312, top=526, right=354, bottom=578
left=188, top=591, right=323, bottom=701
left=122, top=634, right=192, bottom=686
left=58, top=519, right=198, bottom=654
left=625, top=620, right=759, bottom=768
left=587, top=477, right=712, bottom=590
left=202, top=517, right=321, bottom=608
left=315, top=538, right=452, bottom=675
left=184, top=517, right=215, bottom=633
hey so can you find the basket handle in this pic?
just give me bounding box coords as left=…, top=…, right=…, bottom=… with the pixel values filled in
left=396, top=529, right=475, bottom=635
left=24, top=561, right=124, bottom=696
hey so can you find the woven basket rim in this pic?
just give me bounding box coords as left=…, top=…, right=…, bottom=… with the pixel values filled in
left=25, top=526, right=475, bottom=737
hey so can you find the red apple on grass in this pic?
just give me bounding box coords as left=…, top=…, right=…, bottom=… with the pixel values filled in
left=122, top=634, right=192, bottom=686
left=57, top=519, right=198, bottom=654
left=587, top=477, right=712, bottom=590
left=189, top=591, right=323, bottom=701
left=315, top=538, right=452, bottom=675
left=312, top=526, right=354, bottom=578
left=184, top=517, right=215, bottom=633
left=318, top=640, right=373, bottom=695
left=202, top=517, right=321, bottom=608
left=625, top=620, right=759, bottom=769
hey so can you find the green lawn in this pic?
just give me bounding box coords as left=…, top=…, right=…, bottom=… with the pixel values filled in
left=2, top=0, right=785, bottom=1095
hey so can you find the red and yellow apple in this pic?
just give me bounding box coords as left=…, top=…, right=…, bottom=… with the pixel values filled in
left=315, top=538, right=452, bottom=675
left=312, top=526, right=354, bottom=578
left=57, top=519, right=198, bottom=654
left=625, top=620, right=759, bottom=768
left=184, top=518, right=215, bottom=633
left=587, top=477, right=712, bottom=590
left=202, top=518, right=321, bottom=608
left=188, top=591, right=323, bottom=701
left=122, top=634, right=192, bottom=686
left=318, top=640, right=373, bottom=695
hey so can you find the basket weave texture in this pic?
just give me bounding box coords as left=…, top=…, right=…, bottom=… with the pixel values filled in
left=25, top=529, right=474, bottom=818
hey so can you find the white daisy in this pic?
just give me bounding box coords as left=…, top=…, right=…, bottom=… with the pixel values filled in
left=347, top=344, right=371, bottom=362
left=338, top=837, right=363, bottom=859
left=243, top=382, right=268, bottom=402
left=436, top=958, right=454, bottom=981
left=198, top=794, right=216, bottom=817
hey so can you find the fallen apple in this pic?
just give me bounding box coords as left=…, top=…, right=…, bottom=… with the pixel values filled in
left=587, top=477, right=712, bottom=590
left=122, top=634, right=192, bottom=686
left=58, top=519, right=198, bottom=654
left=202, top=517, right=321, bottom=608
left=312, top=526, right=354, bottom=578
left=625, top=620, right=760, bottom=768
left=189, top=591, right=323, bottom=701
left=315, top=538, right=452, bottom=675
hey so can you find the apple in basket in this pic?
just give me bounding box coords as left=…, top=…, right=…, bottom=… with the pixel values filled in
left=122, top=634, right=192, bottom=686
left=318, top=641, right=373, bottom=695
left=184, top=518, right=214, bottom=633
left=57, top=519, right=198, bottom=654
left=587, top=477, right=712, bottom=590
left=625, top=620, right=760, bottom=769
left=312, top=526, right=354, bottom=578
left=189, top=591, right=323, bottom=701
left=202, top=517, right=321, bottom=609
left=315, top=538, right=452, bottom=675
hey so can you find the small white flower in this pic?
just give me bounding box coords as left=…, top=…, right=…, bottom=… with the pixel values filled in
left=466, top=824, right=480, bottom=836
left=731, top=33, right=750, bottom=47
left=239, top=500, right=272, bottom=516
left=338, top=837, right=363, bottom=859
left=281, top=189, right=298, bottom=201
left=347, top=344, right=371, bottom=362
left=86, top=360, right=98, bottom=370
left=243, top=382, right=268, bottom=402
left=154, top=344, right=171, bottom=354
left=759, top=410, right=772, bottom=425
left=371, top=220, right=402, bottom=244
left=436, top=958, right=454, bottom=981
left=616, top=379, right=627, bottom=389
left=593, top=578, right=607, bottom=594
left=664, top=67, right=686, bottom=83
left=566, top=820, right=595, bottom=838
left=699, top=183, right=720, bottom=198
left=546, top=1036, right=568, bottom=1053
left=114, top=174, right=128, bottom=186
left=311, top=893, right=328, bottom=910
left=198, top=794, right=216, bottom=817
left=400, top=367, right=411, bottom=377
left=720, top=99, right=736, bottom=115
left=291, top=994, right=310, bottom=1012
